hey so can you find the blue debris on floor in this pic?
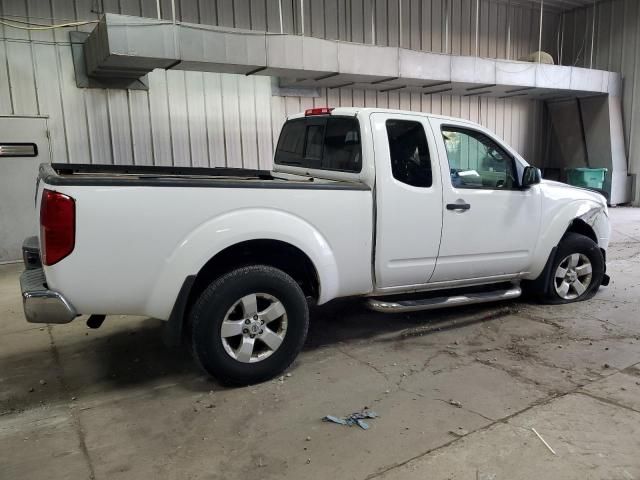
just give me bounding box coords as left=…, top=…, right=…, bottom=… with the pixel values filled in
left=322, top=409, right=379, bottom=430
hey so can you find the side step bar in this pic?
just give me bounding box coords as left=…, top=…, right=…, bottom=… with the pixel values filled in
left=365, top=286, right=522, bottom=313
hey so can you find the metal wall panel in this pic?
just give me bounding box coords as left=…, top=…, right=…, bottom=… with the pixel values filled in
left=129, top=89, right=154, bottom=165
left=57, top=44, right=91, bottom=163
left=32, top=43, right=66, bottom=162
left=185, top=72, right=209, bottom=168
left=50, top=0, right=83, bottom=42
left=26, top=0, right=54, bottom=42
left=0, top=41, right=12, bottom=114
left=270, top=94, right=286, bottom=155
left=254, top=76, right=273, bottom=169
left=221, top=74, right=243, bottom=167
left=83, top=75, right=112, bottom=164
left=107, top=89, right=134, bottom=165
left=147, top=69, right=173, bottom=166
left=166, top=70, right=191, bottom=166
left=237, top=75, right=258, bottom=170
left=179, top=0, right=199, bottom=23
left=203, top=73, right=226, bottom=167
left=5, top=41, right=37, bottom=114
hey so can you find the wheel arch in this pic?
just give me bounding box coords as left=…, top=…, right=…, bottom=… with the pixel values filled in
left=164, top=239, right=322, bottom=347
left=564, top=218, right=598, bottom=244
left=527, top=201, right=605, bottom=280
left=191, top=239, right=321, bottom=304
left=147, top=208, right=340, bottom=319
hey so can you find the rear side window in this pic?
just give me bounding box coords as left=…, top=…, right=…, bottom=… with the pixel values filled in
left=386, top=120, right=432, bottom=188
left=275, top=119, right=305, bottom=165
left=275, top=117, right=361, bottom=173
left=323, top=118, right=361, bottom=171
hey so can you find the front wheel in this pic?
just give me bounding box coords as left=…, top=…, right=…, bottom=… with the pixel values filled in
left=539, top=233, right=604, bottom=304
left=190, top=265, right=309, bottom=385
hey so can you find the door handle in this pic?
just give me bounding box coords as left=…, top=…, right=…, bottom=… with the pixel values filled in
left=446, top=203, right=471, bottom=211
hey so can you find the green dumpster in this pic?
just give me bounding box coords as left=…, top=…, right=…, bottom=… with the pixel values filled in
left=565, top=168, right=608, bottom=189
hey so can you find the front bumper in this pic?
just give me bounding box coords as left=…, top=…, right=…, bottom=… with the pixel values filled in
left=20, top=238, right=77, bottom=324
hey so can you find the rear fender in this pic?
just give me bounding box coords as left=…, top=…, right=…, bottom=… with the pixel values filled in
left=145, top=208, right=339, bottom=319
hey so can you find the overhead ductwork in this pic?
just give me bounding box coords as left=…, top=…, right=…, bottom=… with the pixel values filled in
left=81, top=13, right=621, bottom=100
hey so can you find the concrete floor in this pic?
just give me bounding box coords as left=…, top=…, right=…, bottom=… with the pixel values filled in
left=1, top=208, right=639, bottom=480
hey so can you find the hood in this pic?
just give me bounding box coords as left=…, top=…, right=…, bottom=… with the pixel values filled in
left=540, top=179, right=608, bottom=208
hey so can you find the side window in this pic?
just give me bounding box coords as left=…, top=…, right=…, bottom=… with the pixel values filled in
left=274, top=119, right=305, bottom=165
left=322, top=118, right=361, bottom=172
left=441, top=127, right=518, bottom=190
left=385, top=120, right=432, bottom=188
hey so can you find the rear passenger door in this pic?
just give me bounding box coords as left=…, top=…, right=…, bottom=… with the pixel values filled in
left=371, top=113, right=443, bottom=289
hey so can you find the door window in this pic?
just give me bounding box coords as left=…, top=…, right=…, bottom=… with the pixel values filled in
left=386, top=120, right=432, bottom=188
left=441, top=127, right=518, bottom=190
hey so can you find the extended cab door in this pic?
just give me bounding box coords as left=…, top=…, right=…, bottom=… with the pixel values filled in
left=372, top=112, right=443, bottom=289
left=428, top=117, right=542, bottom=282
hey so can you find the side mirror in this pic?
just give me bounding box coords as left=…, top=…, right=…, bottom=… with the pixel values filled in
left=522, top=166, right=541, bottom=187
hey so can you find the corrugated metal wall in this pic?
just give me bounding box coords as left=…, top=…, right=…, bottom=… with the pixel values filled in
left=0, top=0, right=551, bottom=168
left=559, top=0, right=639, bottom=202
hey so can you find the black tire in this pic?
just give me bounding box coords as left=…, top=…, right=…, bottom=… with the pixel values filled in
left=537, top=232, right=604, bottom=304
left=190, top=265, right=309, bottom=386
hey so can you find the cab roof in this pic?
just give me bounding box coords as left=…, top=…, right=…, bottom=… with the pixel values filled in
left=286, top=107, right=483, bottom=129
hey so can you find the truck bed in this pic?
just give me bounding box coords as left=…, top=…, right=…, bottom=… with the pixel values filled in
left=42, top=163, right=368, bottom=190
left=37, top=162, right=374, bottom=319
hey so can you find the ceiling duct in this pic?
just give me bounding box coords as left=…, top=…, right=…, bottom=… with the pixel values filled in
left=81, top=14, right=621, bottom=100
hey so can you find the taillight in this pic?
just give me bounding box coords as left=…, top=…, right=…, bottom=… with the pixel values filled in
left=305, top=107, right=334, bottom=116
left=40, top=189, right=75, bottom=266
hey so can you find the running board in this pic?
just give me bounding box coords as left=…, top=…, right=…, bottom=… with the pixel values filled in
left=365, top=286, right=522, bottom=313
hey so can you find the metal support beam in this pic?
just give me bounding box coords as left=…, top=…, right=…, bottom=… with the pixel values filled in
left=399, top=0, right=403, bottom=47
left=445, top=0, right=450, bottom=54
left=538, top=0, right=544, bottom=63
left=506, top=0, right=511, bottom=60
left=589, top=0, right=596, bottom=69
left=371, top=3, right=376, bottom=45
left=559, top=12, right=565, bottom=64
left=475, top=0, right=480, bottom=57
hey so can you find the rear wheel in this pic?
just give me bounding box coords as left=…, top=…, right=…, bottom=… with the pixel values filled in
left=539, top=233, right=604, bottom=304
left=190, top=265, right=309, bottom=385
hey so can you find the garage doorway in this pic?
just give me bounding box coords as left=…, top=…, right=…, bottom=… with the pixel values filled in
left=0, top=116, right=51, bottom=263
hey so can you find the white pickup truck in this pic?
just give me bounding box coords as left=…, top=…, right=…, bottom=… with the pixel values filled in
left=20, top=107, right=610, bottom=385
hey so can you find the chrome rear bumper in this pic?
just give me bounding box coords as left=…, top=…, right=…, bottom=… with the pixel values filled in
left=20, top=242, right=77, bottom=324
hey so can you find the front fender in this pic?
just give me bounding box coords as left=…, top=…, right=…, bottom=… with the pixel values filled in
left=144, top=208, right=340, bottom=319
left=527, top=200, right=606, bottom=279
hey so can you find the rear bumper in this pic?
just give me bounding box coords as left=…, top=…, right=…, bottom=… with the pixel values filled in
left=20, top=239, right=77, bottom=324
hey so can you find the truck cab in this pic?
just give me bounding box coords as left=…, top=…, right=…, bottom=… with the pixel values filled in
left=276, top=107, right=607, bottom=293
